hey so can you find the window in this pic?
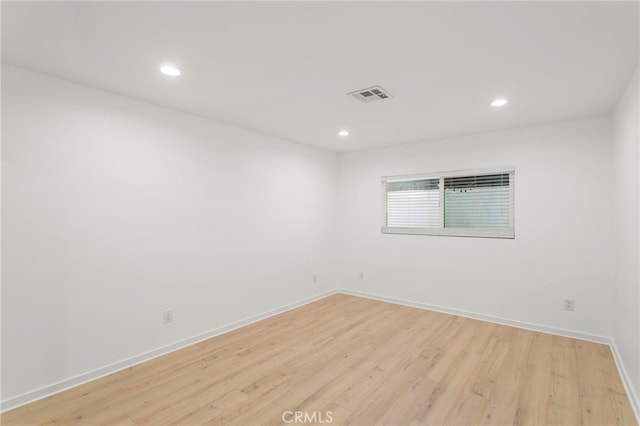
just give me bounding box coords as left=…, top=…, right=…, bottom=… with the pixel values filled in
left=382, top=168, right=514, bottom=238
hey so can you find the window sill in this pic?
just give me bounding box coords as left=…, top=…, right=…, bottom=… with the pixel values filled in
left=381, top=226, right=515, bottom=239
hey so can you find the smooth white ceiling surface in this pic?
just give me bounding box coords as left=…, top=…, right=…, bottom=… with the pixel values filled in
left=2, top=1, right=638, bottom=152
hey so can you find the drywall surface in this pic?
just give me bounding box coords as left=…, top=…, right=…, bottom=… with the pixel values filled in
left=337, top=116, right=614, bottom=338
left=1, top=65, right=337, bottom=403
left=613, top=64, right=640, bottom=401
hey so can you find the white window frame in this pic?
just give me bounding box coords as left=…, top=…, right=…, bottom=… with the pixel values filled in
left=381, top=167, right=515, bottom=239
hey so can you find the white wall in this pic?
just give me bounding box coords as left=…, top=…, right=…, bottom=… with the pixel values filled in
left=613, top=65, right=640, bottom=404
left=1, top=65, right=337, bottom=404
left=337, top=116, right=614, bottom=338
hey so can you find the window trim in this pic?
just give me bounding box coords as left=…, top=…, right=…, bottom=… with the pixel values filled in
left=381, top=167, right=515, bottom=239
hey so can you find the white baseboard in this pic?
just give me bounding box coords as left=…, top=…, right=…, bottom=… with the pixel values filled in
left=0, top=289, right=337, bottom=413
left=338, top=288, right=610, bottom=344
left=609, top=339, right=640, bottom=424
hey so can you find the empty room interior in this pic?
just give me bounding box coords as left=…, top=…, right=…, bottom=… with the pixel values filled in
left=2, top=1, right=640, bottom=425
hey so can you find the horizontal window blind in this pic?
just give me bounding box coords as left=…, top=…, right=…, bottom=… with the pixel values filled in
left=382, top=169, right=514, bottom=239
left=444, top=173, right=511, bottom=229
left=387, top=178, right=440, bottom=228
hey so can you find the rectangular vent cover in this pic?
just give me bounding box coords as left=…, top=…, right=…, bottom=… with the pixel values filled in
left=348, top=86, right=393, bottom=103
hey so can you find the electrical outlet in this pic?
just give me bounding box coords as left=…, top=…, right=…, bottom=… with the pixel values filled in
left=313, top=274, right=317, bottom=283
left=360, top=271, right=364, bottom=280
left=563, top=299, right=575, bottom=311
left=163, top=310, right=173, bottom=324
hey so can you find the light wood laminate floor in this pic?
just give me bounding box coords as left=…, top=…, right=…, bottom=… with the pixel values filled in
left=2, top=294, right=637, bottom=425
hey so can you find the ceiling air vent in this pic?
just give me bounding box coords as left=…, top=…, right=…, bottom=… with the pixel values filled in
left=348, top=86, right=392, bottom=103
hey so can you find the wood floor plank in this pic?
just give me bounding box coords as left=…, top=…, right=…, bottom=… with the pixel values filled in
left=2, top=294, right=637, bottom=426
left=478, top=327, right=532, bottom=425
left=0, top=405, right=30, bottom=424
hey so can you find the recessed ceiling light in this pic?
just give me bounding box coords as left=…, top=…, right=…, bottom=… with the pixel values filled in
left=160, top=65, right=181, bottom=77
left=491, top=98, right=508, bottom=107
left=338, top=130, right=350, bottom=137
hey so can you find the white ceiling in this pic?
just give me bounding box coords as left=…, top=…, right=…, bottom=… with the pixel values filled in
left=2, top=1, right=638, bottom=152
